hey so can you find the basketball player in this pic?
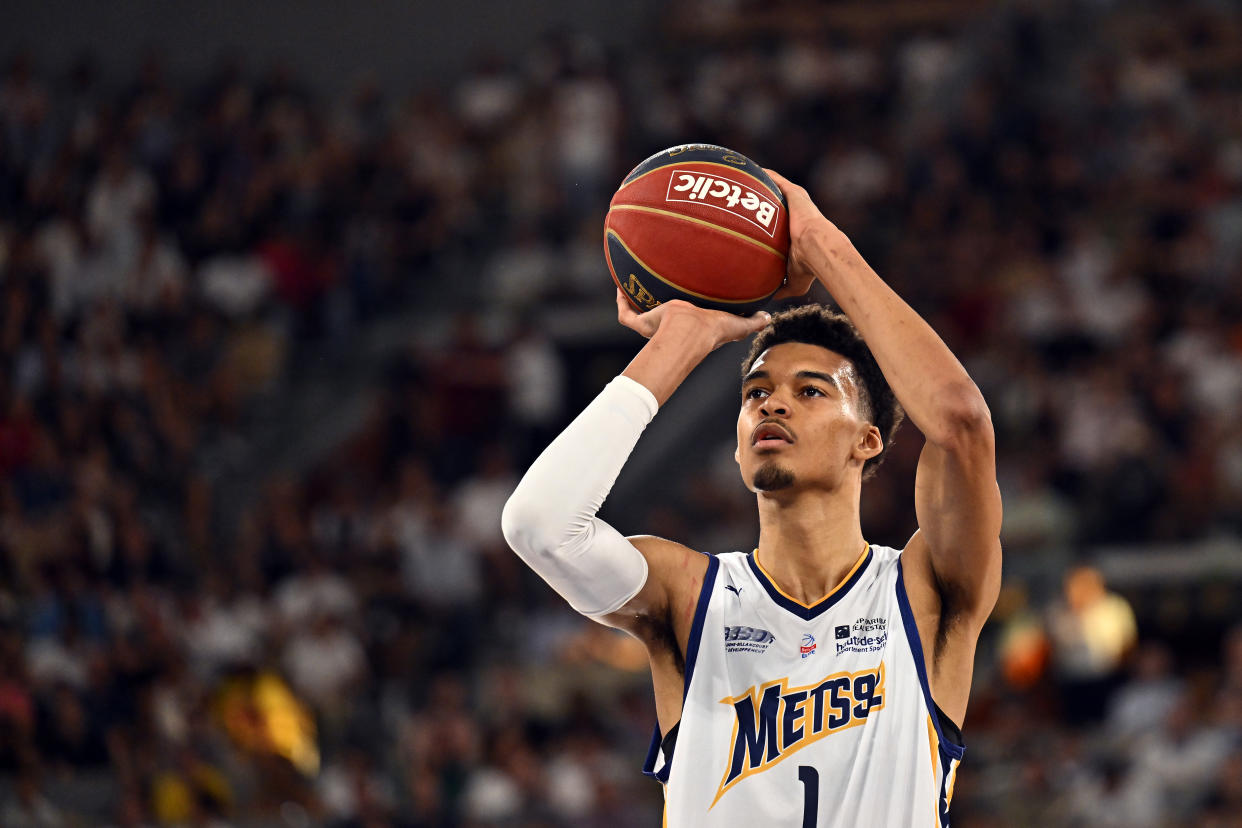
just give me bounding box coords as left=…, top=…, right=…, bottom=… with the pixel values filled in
left=502, top=171, right=1001, bottom=826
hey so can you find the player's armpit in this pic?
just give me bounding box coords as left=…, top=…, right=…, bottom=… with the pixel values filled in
left=599, top=535, right=710, bottom=739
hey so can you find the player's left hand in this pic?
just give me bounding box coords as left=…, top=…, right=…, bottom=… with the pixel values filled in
left=764, top=169, right=848, bottom=300
left=616, top=289, right=769, bottom=348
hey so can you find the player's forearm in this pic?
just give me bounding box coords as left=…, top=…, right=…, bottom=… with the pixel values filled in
left=802, top=223, right=990, bottom=445
left=621, top=312, right=722, bottom=406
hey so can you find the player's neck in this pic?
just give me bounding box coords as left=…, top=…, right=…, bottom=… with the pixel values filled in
left=754, top=488, right=866, bottom=607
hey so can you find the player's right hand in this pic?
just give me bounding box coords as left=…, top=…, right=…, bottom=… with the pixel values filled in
left=616, top=289, right=770, bottom=347
left=764, top=169, right=851, bottom=300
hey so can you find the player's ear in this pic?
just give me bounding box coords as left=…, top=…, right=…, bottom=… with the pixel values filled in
left=855, top=424, right=882, bottom=463
left=734, top=444, right=740, bottom=465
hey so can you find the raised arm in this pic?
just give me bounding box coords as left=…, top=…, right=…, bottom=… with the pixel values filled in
left=768, top=171, right=1002, bottom=655
left=501, top=292, right=769, bottom=633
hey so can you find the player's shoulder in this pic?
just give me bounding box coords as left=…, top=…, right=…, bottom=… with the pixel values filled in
left=850, top=541, right=902, bottom=582
left=891, top=532, right=932, bottom=590
left=626, top=535, right=718, bottom=606
left=867, top=542, right=903, bottom=564
left=604, top=535, right=714, bottom=640
left=625, top=534, right=713, bottom=575
left=627, top=537, right=755, bottom=577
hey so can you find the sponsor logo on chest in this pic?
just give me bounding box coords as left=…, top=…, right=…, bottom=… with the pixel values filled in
left=724, top=625, right=776, bottom=655
left=836, top=616, right=889, bottom=655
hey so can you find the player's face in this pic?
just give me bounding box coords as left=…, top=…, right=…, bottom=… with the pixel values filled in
left=735, top=342, right=881, bottom=494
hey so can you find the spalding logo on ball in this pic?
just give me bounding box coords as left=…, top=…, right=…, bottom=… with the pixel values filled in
left=604, top=144, right=791, bottom=316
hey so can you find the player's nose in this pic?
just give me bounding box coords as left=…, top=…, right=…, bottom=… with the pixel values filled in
left=759, top=394, right=789, bottom=417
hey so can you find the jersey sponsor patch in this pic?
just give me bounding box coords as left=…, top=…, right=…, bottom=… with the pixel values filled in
left=800, top=634, right=817, bottom=659
left=836, top=616, right=889, bottom=655
left=724, top=625, right=776, bottom=654
left=712, top=663, right=887, bottom=807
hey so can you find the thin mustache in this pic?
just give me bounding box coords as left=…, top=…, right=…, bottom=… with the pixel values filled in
left=751, top=419, right=796, bottom=443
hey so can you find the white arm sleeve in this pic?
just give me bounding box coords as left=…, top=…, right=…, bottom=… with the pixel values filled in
left=501, top=375, right=657, bottom=617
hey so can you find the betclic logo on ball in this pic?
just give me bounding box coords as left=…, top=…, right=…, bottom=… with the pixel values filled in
left=665, top=169, right=779, bottom=237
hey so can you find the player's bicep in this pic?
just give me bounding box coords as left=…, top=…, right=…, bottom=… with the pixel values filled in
left=911, top=428, right=1003, bottom=625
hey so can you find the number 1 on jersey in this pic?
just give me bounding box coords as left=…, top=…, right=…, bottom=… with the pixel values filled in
left=798, top=765, right=819, bottom=828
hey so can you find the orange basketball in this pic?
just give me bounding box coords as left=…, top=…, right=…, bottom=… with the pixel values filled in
left=604, top=144, right=790, bottom=316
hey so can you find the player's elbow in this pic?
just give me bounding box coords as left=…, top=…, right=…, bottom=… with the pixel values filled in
left=501, top=490, right=543, bottom=558
left=926, top=382, right=993, bottom=449
left=501, top=487, right=582, bottom=562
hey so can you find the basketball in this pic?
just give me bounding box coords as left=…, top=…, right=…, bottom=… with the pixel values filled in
left=605, top=144, right=790, bottom=316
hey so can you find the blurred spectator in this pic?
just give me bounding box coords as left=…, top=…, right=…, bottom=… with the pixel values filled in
left=85, top=146, right=155, bottom=254
left=273, top=554, right=358, bottom=630
left=148, top=746, right=233, bottom=826
left=451, top=442, right=517, bottom=551
left=183, top=571, right=266, bottom=677
left=317, top=745, right=396, bottom=826
left=1128, top=688, right=1236, bottom=816
left=1047, top=566, right=1138, bottom=725
left=503, top=314, right=567, bottom=464
left=1, top=768, right=66, bottom=828
left=1105, top=641, right=1183, bottom=744
left=399, top=499, right=484, bottom=620
left=281, top=612, right=365, bottom=722
left=1061, top=753, right=1164, bottom=828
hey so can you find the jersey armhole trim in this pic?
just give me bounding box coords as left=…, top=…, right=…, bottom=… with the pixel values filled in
left=641, top=552, right=720, bottom=784
left=681, top=552, right=720, bottom=700
left=895, top=557, right=966, bottom=761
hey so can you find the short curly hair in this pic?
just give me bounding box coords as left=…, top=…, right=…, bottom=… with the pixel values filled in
left=741, top=304, right=904, bottom=479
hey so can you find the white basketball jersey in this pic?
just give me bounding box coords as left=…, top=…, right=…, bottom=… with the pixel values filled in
left=643, top=545, right=964, bottom=827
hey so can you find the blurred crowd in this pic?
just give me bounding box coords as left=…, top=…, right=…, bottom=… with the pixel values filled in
left=1, top=0, right=1241, bottom=824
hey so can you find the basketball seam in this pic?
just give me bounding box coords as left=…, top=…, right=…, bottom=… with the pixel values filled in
left=607, top=204, right=788, bottom=260
left=605, top=229, right=778, bottom=304
left=617, top=161, right=786, bottom=203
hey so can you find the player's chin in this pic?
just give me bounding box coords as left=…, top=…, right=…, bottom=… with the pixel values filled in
left=752, top=463, right=795, bottom=492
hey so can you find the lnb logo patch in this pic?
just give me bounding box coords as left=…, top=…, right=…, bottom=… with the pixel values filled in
left=800, top=634, right=817, bottom=659
left=724, top=625, right=775, bottom=655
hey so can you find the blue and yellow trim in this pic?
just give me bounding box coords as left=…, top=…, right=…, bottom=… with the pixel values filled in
left=642, top=552, right=720, bottom=785
left=745, top=545, right=872, bottom=621
left=894, top=558, right=965, bottom=761
left=683, top=553, right=720, bottom=699
left=895, top=557, right=965, bottom=827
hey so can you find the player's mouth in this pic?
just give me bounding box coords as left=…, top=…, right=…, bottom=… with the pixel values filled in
left=751, top=421, right=795, bottom=449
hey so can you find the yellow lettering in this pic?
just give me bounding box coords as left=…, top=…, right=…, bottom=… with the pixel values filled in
left=625, top=274, right=659, bottom=310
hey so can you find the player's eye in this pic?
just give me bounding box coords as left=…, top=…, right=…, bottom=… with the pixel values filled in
left=744, top=387, right=768, bottom=400
left=801, top=386, right=824, bottom=397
